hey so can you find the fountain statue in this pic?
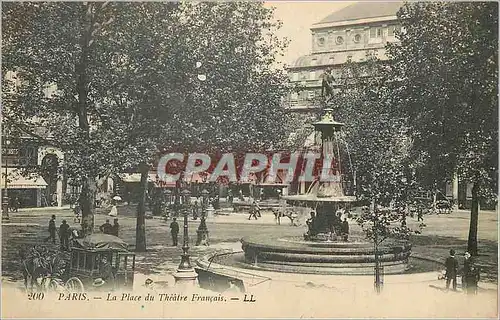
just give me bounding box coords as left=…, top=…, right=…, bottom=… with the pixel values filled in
left=195, top=109, right=412, bottom=279
left=237, top=109, right=411, bottom=275
left=282, top=108, right=356, bottom=241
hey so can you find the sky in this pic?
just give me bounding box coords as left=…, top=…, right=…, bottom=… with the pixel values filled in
left=264, top=1, right=355, bottom=66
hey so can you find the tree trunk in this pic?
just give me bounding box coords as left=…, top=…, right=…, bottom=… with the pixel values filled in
left=80, top=176, right=96, bottom=235
left=467, top=181, right=480, bottom=256
left=76, top=3, right=94, bottom=236
left=135, top=163, right=149, bottom=252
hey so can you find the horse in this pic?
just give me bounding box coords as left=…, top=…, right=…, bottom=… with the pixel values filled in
left=20, top=245, right=69, bottom=292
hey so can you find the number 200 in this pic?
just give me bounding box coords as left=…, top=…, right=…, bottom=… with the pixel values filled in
left=28, top=292, right=45, bottom=300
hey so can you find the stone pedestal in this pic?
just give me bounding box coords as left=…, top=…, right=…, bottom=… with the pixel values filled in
left=196, top=229, right=210, bottom=246
left=173, top=268, right=199, bottom=288
left=206, top=205, right=215, bottom=219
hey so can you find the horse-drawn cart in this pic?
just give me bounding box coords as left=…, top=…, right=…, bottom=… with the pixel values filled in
left=22, top=234, right=135, bottom=293
left=66, top=234, right=136, bottom=292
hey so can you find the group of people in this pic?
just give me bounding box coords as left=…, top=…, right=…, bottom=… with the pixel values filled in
left=305, top=209, right=350, bottom=241
left=99, top=218, right=120, bottom=237
left=445, top=249, right=481, bottom=294
left=44, top=215, right=79, bottom=251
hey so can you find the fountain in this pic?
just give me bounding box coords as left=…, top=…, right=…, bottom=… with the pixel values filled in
left=195, top=109, right=414, bottom=293
left=240, top=109, right=411, bottom=275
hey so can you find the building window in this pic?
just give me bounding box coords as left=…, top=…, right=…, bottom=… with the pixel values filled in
left=347, top=55, right=353, bottom=62
left=329, top=56, right=335, bottom=65
left=292, top=72, right=299, bottom=81
left=308, top=91, right=315, bottom=99
left=370, top=27, right=383, bottom=38
left=309, top=71, right=316, bottom=80
left=311, top=59, right=318, bottom=66
left=388, top=26, right=395, bottom=37
left=290, top=92, right=298, bottom=101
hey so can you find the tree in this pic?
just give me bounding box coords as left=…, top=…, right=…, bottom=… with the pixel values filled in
left=326, top=54, right=416, bottom=209
left=2, top=2, right=293, bottom=251
left=386, top=2, right=498, bottom=255
left=2, top=2, right=183, bottom=237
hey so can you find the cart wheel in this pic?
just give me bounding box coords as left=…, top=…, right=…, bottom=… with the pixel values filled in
left=45, top=279, right=62, bottom=292
left=65, top=277, right=84, bottom=293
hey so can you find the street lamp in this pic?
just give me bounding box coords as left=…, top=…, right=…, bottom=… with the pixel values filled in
left=2, top=138, right=11, bottom=222
left=173, top=206, right=198, bottom=287
left=200, top=188, right=209, bottom=207
left=165, top=189, right=172, bottom=205
left=181, top=188, right=192, bottom=209
left=196, top=189, right=210, bottom=246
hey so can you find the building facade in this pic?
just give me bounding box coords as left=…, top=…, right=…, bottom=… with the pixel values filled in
left=285, top=2, right=493, bottom=210
left=285, top=2, right=402, bottom=112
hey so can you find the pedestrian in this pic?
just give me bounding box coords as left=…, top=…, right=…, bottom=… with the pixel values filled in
left=192, top=201, right=199, bottom=220
left=73, top=203, right=81, bottom=223
left=45, top=214, right=57, bottom=244
left=12, top=196, right=19, bottom=212
left=417, top=204, right=424, bottom=221
left=248, top=201, right=258, bottom=220
left=255, top=200, right=261, bottom=217
left=100, top=219, right=112, bottom=235
left=170, top=217, right=179, bottom=246
left=342, top=218, right=349, bottom=242
left=59, top=220, right=70, bottom=251
left=108, top=204, right=118, bottom=217
left=445, top=249, right=458, bottom=291
left=111, top=219, right=119, bottom=237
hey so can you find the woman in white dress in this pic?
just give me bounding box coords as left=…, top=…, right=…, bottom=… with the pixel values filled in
left=109, top=195, right=121, bottom=217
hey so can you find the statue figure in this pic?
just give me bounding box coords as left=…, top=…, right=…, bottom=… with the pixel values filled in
left=321, top=68, right=334, bottom=102
left=305, top=211, right=318, bottom=240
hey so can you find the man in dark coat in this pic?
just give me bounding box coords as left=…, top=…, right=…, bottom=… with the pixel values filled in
left=45, top=215, right=57, bottom=244
left=110, top=219, right=119, bottom=237
left=59, top=220, right=70, bottom=251
left=192, top=201, right=199, bottom=220
left=170, top=218, right=179, bottom=246
left=445, top=249, right=458, bottom=291
left=341, top=218, right=349, bottom=242
left=99, top=219, right=112, bottom=235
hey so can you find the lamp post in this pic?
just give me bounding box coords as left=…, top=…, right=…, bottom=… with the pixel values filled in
left=173, top=62, right=206, bottom=287
left=2, top=138, right=11, bottom=222
left=196, top=189, right=210, bottom=246
left=181, top=188, right=192, bottom=208
left=173, top=206, right=198, bottom=287
left=164, top=189, right=172, bottom=218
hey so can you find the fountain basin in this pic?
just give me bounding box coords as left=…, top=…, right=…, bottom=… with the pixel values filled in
left=240, top=235, right=412, bottom=275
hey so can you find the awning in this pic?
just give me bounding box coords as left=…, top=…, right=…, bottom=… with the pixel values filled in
left=0, top=168, right=48, bottom=189
left=257, top=183, right=289, bottom=187
left=119, top=173, right=157, bottom=183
